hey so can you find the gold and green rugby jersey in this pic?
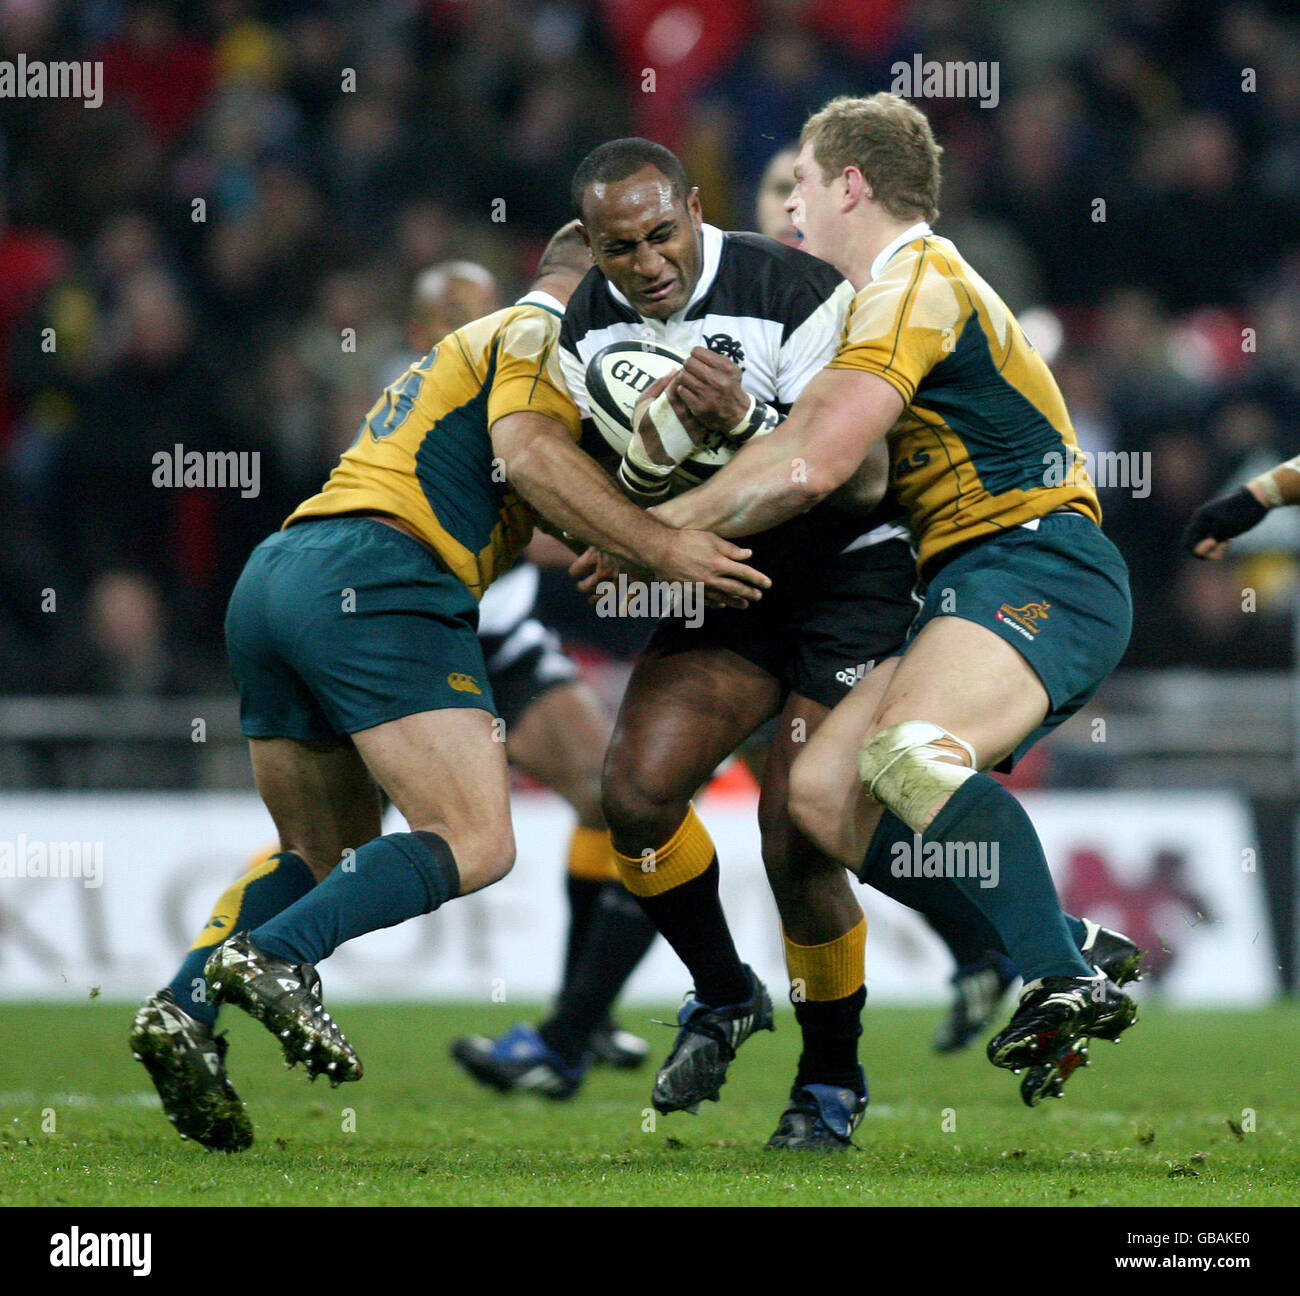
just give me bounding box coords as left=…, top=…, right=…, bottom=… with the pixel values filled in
left=826, top=223, right=1100, bottom=573
left=286, top=292, right=580, bottom=597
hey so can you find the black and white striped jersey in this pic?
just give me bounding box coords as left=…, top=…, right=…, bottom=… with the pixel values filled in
left=477, top=560, right=548, bottom=670
left=558, top=224, right=905, bottom=576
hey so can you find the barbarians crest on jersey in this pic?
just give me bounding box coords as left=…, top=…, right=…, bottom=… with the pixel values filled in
left=704, top=333, right=745, bottom=366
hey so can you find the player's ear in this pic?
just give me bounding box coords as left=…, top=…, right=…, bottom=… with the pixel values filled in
left=843, top=166, right=869, bottom=209
left=686, top=187, right=703, bottom=227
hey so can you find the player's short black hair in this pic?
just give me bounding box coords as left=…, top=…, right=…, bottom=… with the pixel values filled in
left=571, top=138, right=690, bottom=220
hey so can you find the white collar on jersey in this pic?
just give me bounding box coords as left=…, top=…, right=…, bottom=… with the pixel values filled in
left=604, top=222, right=725, bottom=321
left=870, top=221, right=933, bottom=281
left=515, top=289, right=566, bottom=317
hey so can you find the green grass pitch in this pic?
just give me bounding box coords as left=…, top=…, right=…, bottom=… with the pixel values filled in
left=1, top=1001, right=1297, bottom=1206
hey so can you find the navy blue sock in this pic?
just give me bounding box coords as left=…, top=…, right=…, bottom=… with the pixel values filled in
left=252, top=831, right=460, bottom=966
left=923, top=775, right=1092, bottom=982
left=862, top=814, right=1096, bottom=976
left=169, top=851, right=317, bottom=1025
left=860, top=811, right=1006, bottom=966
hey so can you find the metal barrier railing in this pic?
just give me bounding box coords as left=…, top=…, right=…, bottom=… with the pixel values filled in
left=0, top=670, right=1296, bottom=790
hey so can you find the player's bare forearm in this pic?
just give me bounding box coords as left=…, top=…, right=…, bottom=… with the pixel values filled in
left=654, top=437, right=822, bottom=535
left=1249, top=454, right=1300, bottom=507
left=526, top=523, right=588, bottom=563
left=492, top=411, right=673, bottom=569
left=492, top=410, right=771, bottom=602
left=653, top=368, right=903, bottom=538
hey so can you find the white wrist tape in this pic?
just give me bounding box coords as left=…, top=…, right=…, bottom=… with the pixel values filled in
left=618, top=437, right=674, bottom=497
left=1260, top=455, right=1300, bottom=507
left=641, top=390, right=698, bottom=463
left=720, top=394, right=780, bottom=448
left=1256, top=473, right=1285, bottom=508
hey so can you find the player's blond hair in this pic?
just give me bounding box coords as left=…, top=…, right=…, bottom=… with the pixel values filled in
left=801, top=93, right=942, bottom=223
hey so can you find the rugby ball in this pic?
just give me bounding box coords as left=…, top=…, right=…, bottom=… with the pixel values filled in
left=584, top=340, right=731, bottom=489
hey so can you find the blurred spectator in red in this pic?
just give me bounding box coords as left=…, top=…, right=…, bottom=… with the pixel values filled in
left=0, top=194, right=67, bottom=443
left=599, top=0, right=753, bottom=149
left=97, top=0, right=213, bottom=144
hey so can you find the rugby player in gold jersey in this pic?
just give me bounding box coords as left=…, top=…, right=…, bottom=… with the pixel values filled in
left=407, top=261, right=659, bottom=1094
left=128, top=223, right=768, bottom=1150
left=654, top=95, right=1142, bottom=1107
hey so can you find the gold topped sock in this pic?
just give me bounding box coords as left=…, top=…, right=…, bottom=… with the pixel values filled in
left=784, top=914, right=867, bottom=1003
left=567, top=825, right=620, bottom=883
left=614, top=804, right=715, bottom=898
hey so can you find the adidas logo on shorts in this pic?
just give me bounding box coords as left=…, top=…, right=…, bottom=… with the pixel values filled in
left=835, top=660, right=875, bottom=687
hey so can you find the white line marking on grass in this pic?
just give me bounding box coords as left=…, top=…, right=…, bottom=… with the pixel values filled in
left=0, top=1091, right=158, bottom=1108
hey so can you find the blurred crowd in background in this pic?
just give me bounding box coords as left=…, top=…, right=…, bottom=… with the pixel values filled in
left=3, top=0, right=1300, bottom=699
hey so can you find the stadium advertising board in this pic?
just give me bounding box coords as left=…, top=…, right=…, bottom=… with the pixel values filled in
left=0, top=790, right=1276, bottom=1005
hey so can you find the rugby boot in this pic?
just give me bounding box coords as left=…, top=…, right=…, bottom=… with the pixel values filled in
left=767, top=1073, right=868, bottom=1151
left=1017, top=971, right=1140, bottom=1107
left=934, top=923, right=1142, bottom=1054
left=450, top=1023, right=585, bottom=1099
left=1013, top=923, right=1145, bottom=1106
left=988, top=973, right=1137, bottom=1081
left=1080, top=918, right=1145, bottom=986
left=651, top=966, right=774, bottom=1113
left=129, top=988, right=253, bottom=1152
left=205, top=933, right=362, bottom=1085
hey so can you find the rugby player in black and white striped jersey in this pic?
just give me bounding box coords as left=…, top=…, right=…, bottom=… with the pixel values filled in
left=558, top=138, right=918, bottom=1147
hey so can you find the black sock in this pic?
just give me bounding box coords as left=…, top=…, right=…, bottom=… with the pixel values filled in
left=562, top=876, right=606, bottom=988
left=539, top=882, right=657, bottom=1065
left=794, top=985, right=867, bottom=1093
left=634, top=857, right=751, bottom=1006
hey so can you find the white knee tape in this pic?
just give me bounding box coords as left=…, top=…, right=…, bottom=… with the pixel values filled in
left=857, top=721, right=977, bottom=832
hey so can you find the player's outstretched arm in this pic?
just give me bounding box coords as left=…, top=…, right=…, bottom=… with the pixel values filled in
left=650, top=368, right=902, bottom=538
left=1183, top=453, right=1300, bottom=559
left=491, top=409, right=771, bottom=601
